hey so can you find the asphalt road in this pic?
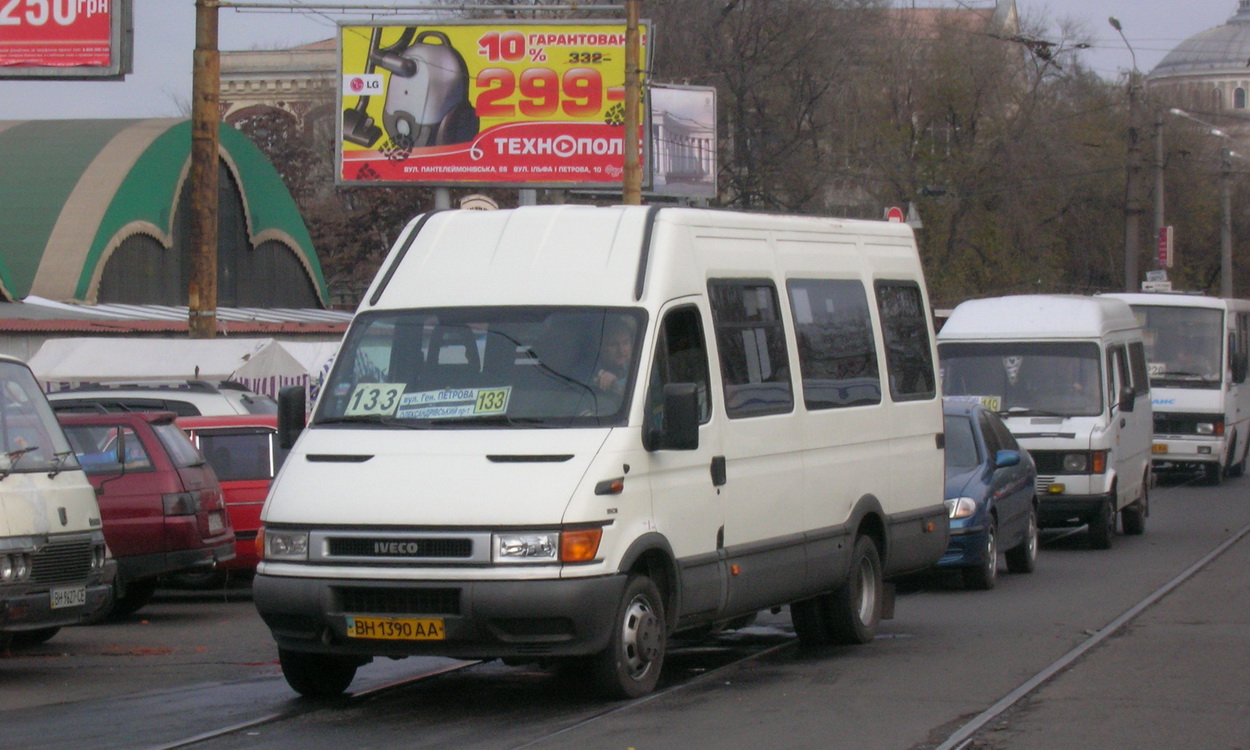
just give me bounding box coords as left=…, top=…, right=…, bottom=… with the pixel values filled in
left=2, top=471, right=1247, bottom=750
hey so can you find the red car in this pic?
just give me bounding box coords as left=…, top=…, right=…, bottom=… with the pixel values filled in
left=176, top=415, right=287, bottom=585
left=58, top=411, right=235, bottom=616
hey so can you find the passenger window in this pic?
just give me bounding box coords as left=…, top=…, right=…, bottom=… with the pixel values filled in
left=874, top=281, right=936, bottom=401
left=787, top=279, right=881, bottom=409
left=1109, top=346, right=1130, bottom=402
left=708, top=280, right=794, bottom=418
left=647, top=306, right=713, bottom=424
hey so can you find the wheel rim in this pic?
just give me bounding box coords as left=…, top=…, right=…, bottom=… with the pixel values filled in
left=1025, top=513, right=1038, bottom=562
left=620, top=594, right=662, bottom=679
left=856, top=556, right=879, bottom=625
left=983, top=527, right=997, bottom=582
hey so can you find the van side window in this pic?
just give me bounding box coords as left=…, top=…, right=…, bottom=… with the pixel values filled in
left=1127, top=341, right=1151, bottom=395
left=708, top=280, right=794, bottom=418
left=1109, top=346, right=1130, bottom=403
left=874, top=281, right=937, bottom=401
left=786, top=279, right=881, bottom=409
left=1230, top=313, right=1248, bottom=384
left=648, top=306, right=712, bottom=424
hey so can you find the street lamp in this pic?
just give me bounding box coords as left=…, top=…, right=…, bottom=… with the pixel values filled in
left=1109, top=16, right=1144, bottom=292
left=1167, top=107, right=1237, bottom=298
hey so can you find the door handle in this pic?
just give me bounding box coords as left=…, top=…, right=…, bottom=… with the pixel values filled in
left=711, top=455, right=727, bottom=486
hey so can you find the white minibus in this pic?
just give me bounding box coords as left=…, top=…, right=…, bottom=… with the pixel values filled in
left=1104, top=292, right=1250, bottom=483
left=254, top=205, right=949, bottom=699
left=0, top=355, right=112, bottom=649
left=938, top=295, right=1152, bottom=549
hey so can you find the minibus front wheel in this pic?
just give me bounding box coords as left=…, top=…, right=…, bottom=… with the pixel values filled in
left=589, top=575, right=666, bottom=699
left=279, top=648, right=359, bottom=698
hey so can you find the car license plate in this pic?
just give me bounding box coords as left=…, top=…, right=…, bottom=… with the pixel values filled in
left=208, top=511, right=224, bottom=534
left=345, top=616, right=445, bottom=641
left=1152, top=443, right=1168, bottom=454
left=51, top=585, right=87, bottom=609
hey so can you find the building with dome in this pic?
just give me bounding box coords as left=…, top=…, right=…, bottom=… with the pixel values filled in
left=1147, top=1, right=1250, bottom=117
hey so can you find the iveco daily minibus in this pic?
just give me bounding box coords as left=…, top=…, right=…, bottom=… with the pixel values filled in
left=254, top=205, right=949, bottom=699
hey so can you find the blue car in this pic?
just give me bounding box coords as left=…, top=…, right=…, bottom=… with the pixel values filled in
left=940, top=398, right=1040, bottom=589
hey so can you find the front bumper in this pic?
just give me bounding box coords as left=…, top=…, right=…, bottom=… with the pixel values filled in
left=937, top=525, right=989, bottom=568
left=1150, top=435, right=1224, bottom=467
left=0, top=577, right=113, bottom=632
left=254, top=572, right=628, bottom=660
left=1037, top=492, right=1112, bottom=527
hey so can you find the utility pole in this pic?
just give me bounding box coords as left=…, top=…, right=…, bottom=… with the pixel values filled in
left=1154, top=109, right=1165, bottom=268
left=189, top=0, right=219, bottom=338
left=622, top=0, right=642, bottom=205
left=1123, top=71, right=1144, bottom=292
left=1222, top=147, right=1233, bottom=298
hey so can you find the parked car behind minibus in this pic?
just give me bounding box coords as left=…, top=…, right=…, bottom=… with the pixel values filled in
left=0, top=356, right=112, bottom=649
left=940, top=397, right=1039, bottom=589
left=253, top=205, right=950, bottom=699
left=58, top=411, right=235, bottom=616
left=938, top=295, right=1152, bottom=549
left=174, top=414, right=286, bottom=586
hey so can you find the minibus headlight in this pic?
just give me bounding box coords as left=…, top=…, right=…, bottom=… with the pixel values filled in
left=0, top=555, right=12, bottom=582
left=944, top=497, right=978, bottom=520
left=265, top=530, right=310, bottom=561
left=1062, top=454, right=1088, bottom=473
left=493, top=532, right=559, bottom=563
left=1196, top=422, right=1215, bottom=435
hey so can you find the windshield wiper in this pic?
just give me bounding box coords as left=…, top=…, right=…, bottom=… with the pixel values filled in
left=1, top=445, right=40, bottom=479
left=47, top=450, right=74, bottom=478
left=315, top=414, right=414, bottom=428
left=424, top=414, right=550, bottom=428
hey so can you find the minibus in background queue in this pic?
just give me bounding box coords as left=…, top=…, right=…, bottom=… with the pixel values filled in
left=938, top=295, right=1152, bottom=550
left=253, top=205, right=950, bottom=700
left=0, top=356, right=112, bottom=649
left=1104, top=292, right=1250, bottom=484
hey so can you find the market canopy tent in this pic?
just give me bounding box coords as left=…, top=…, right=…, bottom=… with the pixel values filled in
left=29, top=337, right=339, bottom=399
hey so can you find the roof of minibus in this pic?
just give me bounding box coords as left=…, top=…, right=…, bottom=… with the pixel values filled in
left=358, top=205, right=918, bottom=311
left=1103, top=292, right=1250, bottom=312
left=938, top=295, right=1141, bottom=341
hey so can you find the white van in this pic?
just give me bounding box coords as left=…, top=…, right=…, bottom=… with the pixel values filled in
left=1103, top=292, right=1250, bottom=484
left=1, top=356, right=112, bottom=648
left=254, top=205, right=948, bottom=699
left=937, top=295, right=1152, bottom=549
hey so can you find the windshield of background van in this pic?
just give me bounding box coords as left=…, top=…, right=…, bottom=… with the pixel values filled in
left=1132, top=305, right=1223, bottom=388
left=939, top=341, right=1103, bottom=417
left=0, top=361, right=78, bottom=475
left=315, top=307, right=647, bottom=428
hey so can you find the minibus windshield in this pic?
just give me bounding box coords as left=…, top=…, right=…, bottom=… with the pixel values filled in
left=0, top=361, right=78, bottom=476
left=939, top=341, right=1104, bottom=417
left=1132, top=305, right=1223, bottom=389
left=314, top=306, right=647, bottom=428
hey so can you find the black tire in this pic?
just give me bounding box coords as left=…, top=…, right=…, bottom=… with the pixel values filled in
left=279, top=648, right=359, bottom=698
left=963, top=521, right=998, bottom=590
left=589, top=575, right=666, bottom=699
left=1121, top=480, right=1147, bottom=536
left=9, top=627, right=60, bottom=648
left=1202, top=462, right=1222, bottom=485
left=1227, top=439, right=1246, bottom=478
left=1088, top=500, right=1115, bottom=550
left=791, top=596, right=831, bottom=647
left=830, top=536, right=883, bottom=644
left=110, top=578, right=159, bottom=619
left=1005, top=505, right=1039, bottom=574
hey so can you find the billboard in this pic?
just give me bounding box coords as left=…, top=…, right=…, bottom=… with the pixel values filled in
left=648, top=84, right=717, bottom=200
left=337, top=21, right=650, bottom=187
left=0, top=0, right=132, bottom=79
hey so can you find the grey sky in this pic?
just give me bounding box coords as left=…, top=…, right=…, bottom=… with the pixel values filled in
left=0, top=0, right=1242, bottom=120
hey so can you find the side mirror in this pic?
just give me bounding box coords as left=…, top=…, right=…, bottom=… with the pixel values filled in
left=994, top=449, right=1021, bottom=468
left=1118, top=385, right=1136, bottom=413
left=644, top=383, right=699, bottom=452
left=277, top=386, right=307, bottom=450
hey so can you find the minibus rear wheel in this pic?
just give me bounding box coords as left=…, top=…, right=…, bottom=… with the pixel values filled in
left=279, top=648, right=358, bottom=698
left=828, top=535, right=883, bottom=644
left=589, top=575, right=666, bottom=699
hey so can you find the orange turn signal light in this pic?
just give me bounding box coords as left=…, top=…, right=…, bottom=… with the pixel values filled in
left=255, top=525, right=265, bottom=559
left=560, top=528, right=603, bottom=562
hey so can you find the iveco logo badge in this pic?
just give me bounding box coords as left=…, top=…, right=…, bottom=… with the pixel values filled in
left=58, top=507, right=68, bottom=527
left=375, top=541, right=421, bottom=555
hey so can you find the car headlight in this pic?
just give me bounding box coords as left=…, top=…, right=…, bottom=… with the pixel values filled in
left=493, top=532, right=559, bottom=563
left=0, top=554, right=12, bottom=582
left=265, top=529, right=310, bottom=561
left=944, top=497, right=978, bottom=520
left=1196, top=422, right=1215, bottom=436
left=1062, top=453, right=1088, bottom=472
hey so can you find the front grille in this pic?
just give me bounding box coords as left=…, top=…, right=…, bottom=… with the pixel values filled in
left=30, top=540, right=94, bottom=585
left=1036, top=476, right=1056, bottom=494
left=1029, top=451, right=1068, bottom=475
left=1155, top=412, right=1221, bottom=436
left=328, top=537, right=474, bottom=558
left=337, top=586, right=461, bottom=615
